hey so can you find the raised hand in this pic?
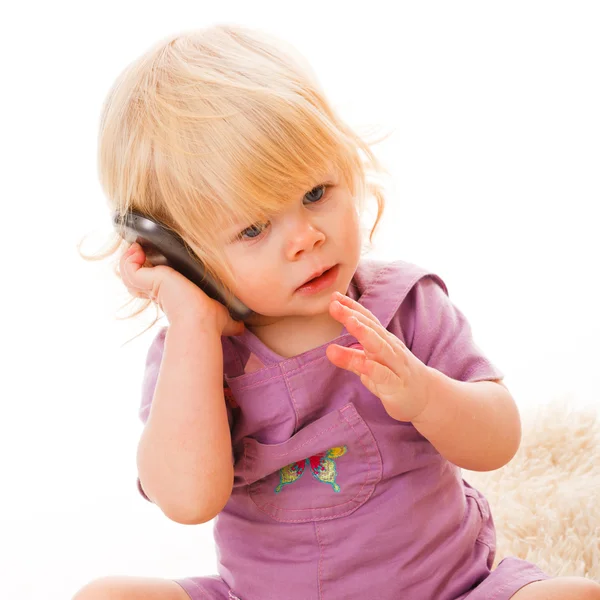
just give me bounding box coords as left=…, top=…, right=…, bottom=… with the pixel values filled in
left=326, top=291, right=434, bottom=423
left=119, top=242, right=244, bottom=336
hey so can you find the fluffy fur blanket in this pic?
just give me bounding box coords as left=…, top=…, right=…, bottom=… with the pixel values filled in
left=463, top=398, right=599, bottom=579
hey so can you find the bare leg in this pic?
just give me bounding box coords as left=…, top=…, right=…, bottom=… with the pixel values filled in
left=511, top=576, right=600, bottom=600
left=72, top=576, right=192, bottom=600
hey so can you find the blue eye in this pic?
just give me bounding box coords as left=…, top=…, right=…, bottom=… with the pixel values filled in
left=304, top=184, right=327, bottom=203
left=238, top=221, right=269, bottom=240
left=235, top=184, right=329, bottom=242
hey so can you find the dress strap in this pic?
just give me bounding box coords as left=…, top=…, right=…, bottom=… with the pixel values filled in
left=349, top=259, right=446, bottom=329
left=220, top=259, right=447, bottom=377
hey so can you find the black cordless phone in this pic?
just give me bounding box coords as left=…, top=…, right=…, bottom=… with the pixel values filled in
left=113, top=210, right=252, bottom=321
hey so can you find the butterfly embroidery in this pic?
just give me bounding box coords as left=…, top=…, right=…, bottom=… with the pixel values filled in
left=275, top=446, right=348, bottom=493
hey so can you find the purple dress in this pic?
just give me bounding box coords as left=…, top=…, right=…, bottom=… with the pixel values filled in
left=138, top=259, right=550, bottom=600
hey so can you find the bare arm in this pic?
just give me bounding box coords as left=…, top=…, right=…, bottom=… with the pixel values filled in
left=413, top=371, right=521, bottom=471
left=136, top=317, right=233, bottom=524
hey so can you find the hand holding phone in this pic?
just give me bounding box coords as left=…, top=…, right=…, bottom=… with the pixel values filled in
left=113, top=210, right=252, bottom=322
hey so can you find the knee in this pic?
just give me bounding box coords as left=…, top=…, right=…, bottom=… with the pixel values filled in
left=72, top=576, right=126, bottom=600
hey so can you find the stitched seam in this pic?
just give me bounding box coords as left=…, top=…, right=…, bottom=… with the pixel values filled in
left=229, top=370, right=285, bottom=391
left=226, top=331, right=367, bottom=388
left=253, top=412, right=377, bottom=514
left=252, top=502, right=364, bottom=522
left=228, top=338, right=355, bottom=390
left=342, top=405, right=380, bottom=486
left=342, top=405, right=383, bottom=481
left=359, top=260, right=391, bottom=302
left=242, top=442, right=251, bottom=486
left=314, top=522, right=324, bottom=600
left=182, top=579, right=212, bottom=600
left=486, top=569, right=549, bottom=600
left=254, top=493, right=362, bottom=513
left=282, top=353, right=336, bottom=377
left=282, top=366, right=300, bottom=432
left=243, top=421, right=341, bottom=488
left=383, top=271, right=434, bottom=331
left=250, top=423, right=341, bottom=458
left=231, top=342, right=244, bottom=375
left=172, top=582, right=194, bottom=600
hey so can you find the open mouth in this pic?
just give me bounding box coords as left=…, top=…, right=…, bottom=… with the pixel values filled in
left=296, top=264, right=339, bottom=294
left=307, top=268, right=331, bottom=283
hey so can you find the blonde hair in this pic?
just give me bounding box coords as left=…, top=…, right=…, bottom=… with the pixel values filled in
left=79, top=24, right=391, bottom=341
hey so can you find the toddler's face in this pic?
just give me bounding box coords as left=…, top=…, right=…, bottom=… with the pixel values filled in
left=219, top=171, right=362, bottom=323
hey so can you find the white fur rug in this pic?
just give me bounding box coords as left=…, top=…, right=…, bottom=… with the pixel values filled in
left=463, top=397, right=600, bottom=579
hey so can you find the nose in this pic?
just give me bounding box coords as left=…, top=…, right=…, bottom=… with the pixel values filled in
left=284, top=214, right=326, bottom=260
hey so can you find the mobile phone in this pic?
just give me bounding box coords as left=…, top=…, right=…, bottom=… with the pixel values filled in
left=112, top=210, right=252, bottom=321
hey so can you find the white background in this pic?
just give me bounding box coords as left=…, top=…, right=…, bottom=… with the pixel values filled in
left=1, top=2, right=599, bottom=598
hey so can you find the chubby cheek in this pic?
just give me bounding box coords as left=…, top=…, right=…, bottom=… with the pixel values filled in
left=339, top=207, right=362, bottom=263
left=229, top=266, right=285, bottom=314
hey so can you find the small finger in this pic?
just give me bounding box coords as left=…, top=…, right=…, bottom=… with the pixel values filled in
left=330, top=300, right=390, bottom=344
left=331, top=291, right=379, bottom=326
left=326, top=344, right=367, bottom=377
left=332, top=302, right=393, bottom=351
left=346, top=316, right=391, bottom=360
left=122, top=242, right=138, bottom=256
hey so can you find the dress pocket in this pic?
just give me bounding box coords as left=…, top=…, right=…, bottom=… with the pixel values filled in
left=240, top=402, right=383, bottom=522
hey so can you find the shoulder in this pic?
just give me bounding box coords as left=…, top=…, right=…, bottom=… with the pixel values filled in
left=352, top=257, right=449, bottom=301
